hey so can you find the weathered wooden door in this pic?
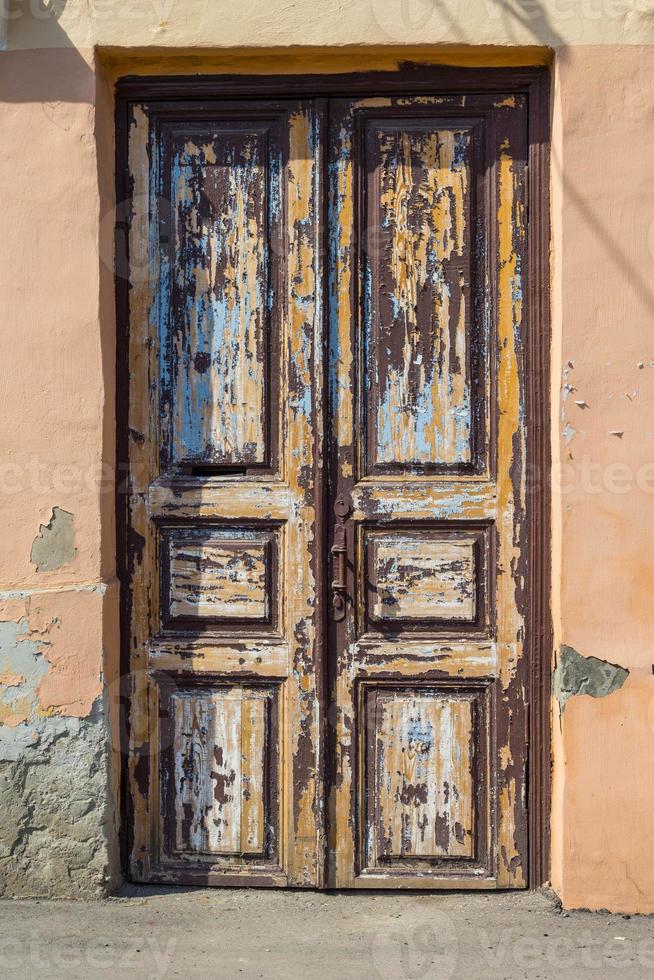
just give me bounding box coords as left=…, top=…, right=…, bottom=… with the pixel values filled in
left=122, top=99, right=325, bottom=886
left=121, top=86, right=532, bottom=889
left=326, top=94, right=529, bottom=889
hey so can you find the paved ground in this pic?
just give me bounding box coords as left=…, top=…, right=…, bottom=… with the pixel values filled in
left=0, top=886, right=652, bottom=978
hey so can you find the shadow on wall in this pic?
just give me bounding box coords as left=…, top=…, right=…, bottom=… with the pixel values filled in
left=414, top=0, right=566, bottom=50
left=428, top=0, right=654, bottom=322
left=480, top=0, right=654, bottom=314
left=19, top=0, right=652, bottom=318
left=0, top=0, right=93, bottom=102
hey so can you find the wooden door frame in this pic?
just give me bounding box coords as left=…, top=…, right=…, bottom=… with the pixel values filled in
left=115, top=63, right=552, bottom=888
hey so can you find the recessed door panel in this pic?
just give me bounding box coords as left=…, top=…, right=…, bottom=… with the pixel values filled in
left=362, top=526, right=488, bottom=632
left=362, top=119, right=484, bottom=474
left=362, top=684, right=488, bottom=869
left=164, top=121, right=281, bottom=471
left=161, top=526, right=278, bottom=630
left=161, top=682, right=278, bottom=860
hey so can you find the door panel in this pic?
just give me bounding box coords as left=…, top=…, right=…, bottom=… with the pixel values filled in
left=362, top=118, right=483, bottom=473
left=160, top=682, right=277, bottom=858
left=124, top=99, right=324, bottom=886
left=363, top=685, right=486, bottom=866
left=165, top=121, right=277, bottom=469
left=327, top=94, right=528, bottom=888
left=362, top=526, right=487, bottom=629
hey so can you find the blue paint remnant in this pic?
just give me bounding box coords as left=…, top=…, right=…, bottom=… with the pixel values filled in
left=406, top=715, right=434, bottom=752
left=0, top=618, right=50, bottom=761
left=367, top=127, right=472, bottom=467
left=163, top=131, right=269, bottom=466
left=327, top=152, right=346, bottom=416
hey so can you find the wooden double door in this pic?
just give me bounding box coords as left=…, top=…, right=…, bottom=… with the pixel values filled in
left=121, top=82, right=536, bottom=890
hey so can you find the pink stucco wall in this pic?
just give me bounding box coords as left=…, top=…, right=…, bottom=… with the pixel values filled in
left=1, top=15, right=654, bottom=908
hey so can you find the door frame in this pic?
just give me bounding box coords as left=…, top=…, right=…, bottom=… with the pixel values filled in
left=115, top=63, right=552, bottom=888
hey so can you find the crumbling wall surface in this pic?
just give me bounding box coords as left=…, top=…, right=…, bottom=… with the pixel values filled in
left=2, top=0, right=654, bottom=911
left=0, top=702, right=112, bottom=899
left=0, top=589, right=120, bottom=898
left=0, top=44, right=120, bottom=897
left=0, top=617, right=111, bottom=897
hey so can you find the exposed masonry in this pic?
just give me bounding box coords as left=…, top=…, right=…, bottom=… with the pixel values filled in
left=553, top=644, right=629, bottom=719
left=30, top=507, right=76, bottom=573
left=0, top=606, right=118, bottom=896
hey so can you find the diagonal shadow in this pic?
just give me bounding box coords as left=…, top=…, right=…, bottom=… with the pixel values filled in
left=423, top=0, right=654, bottom=315
left=1, top=0, right=93, bottom=103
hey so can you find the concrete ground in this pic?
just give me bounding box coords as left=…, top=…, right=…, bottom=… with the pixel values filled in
left=0, top=887, right=652, bottom=979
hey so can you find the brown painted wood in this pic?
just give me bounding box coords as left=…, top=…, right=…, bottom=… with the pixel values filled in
left=525, top=68, right=552, bottom=890
left=115, top=64, right=548, bottom=100
left=116, top=65, right=551, bottom=889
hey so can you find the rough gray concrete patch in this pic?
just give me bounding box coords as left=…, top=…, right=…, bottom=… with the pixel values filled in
left=0, top=615, right=118, bottom=899
left=553, top=644, right=629, bottom=716
left=0, top=700, right=118, bottom=899
left=30, top=507, right=76, bottom=573
left=0, top=613, right=119, bottom=899
left=0, top=889, right=652, bottom=979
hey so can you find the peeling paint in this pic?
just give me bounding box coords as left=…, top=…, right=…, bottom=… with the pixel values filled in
left=0, top=694, right=118, bottom=897
left=0, top=594, right=103, bottom=719
left=553, top=645, right=629, bottom=718
left=0, top=618, right=48, bottom=746
left=125, top=101, right=322, bottom=886
left=372, top=125, right=472, bottom=467
left=168, top=129, right=269, bottom=467
left=0, top=670, right=25, bottom=688
left=167, top=529, right=270, bottom=622
left=124, top=86, right=532, bottom=893
left=30, top=507, right=76, bottom=573
left=325, top=92, right=529, bottom=889
left=563, top=423, right=577, bottom=445
left=0, top=605, right=117, bottom=897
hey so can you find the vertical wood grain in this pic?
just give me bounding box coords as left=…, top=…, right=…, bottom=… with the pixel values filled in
left=124, top=99, right=323, bottom=887
left=365, top=124, right=475, bottom=471
left=241, top=691, right=266, bottom=854
left=172, top=688, right=268, bottom=856
left=329, top=92, right=531, bottom=890
left=121, top=75, right=548, bottom=892
left=371, top=691, right=475, bottom=863
left=166, top=125, right=275, bottom=469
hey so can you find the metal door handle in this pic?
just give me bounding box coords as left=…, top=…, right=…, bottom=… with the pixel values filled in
left=331, top=493, right=350, bottom=622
